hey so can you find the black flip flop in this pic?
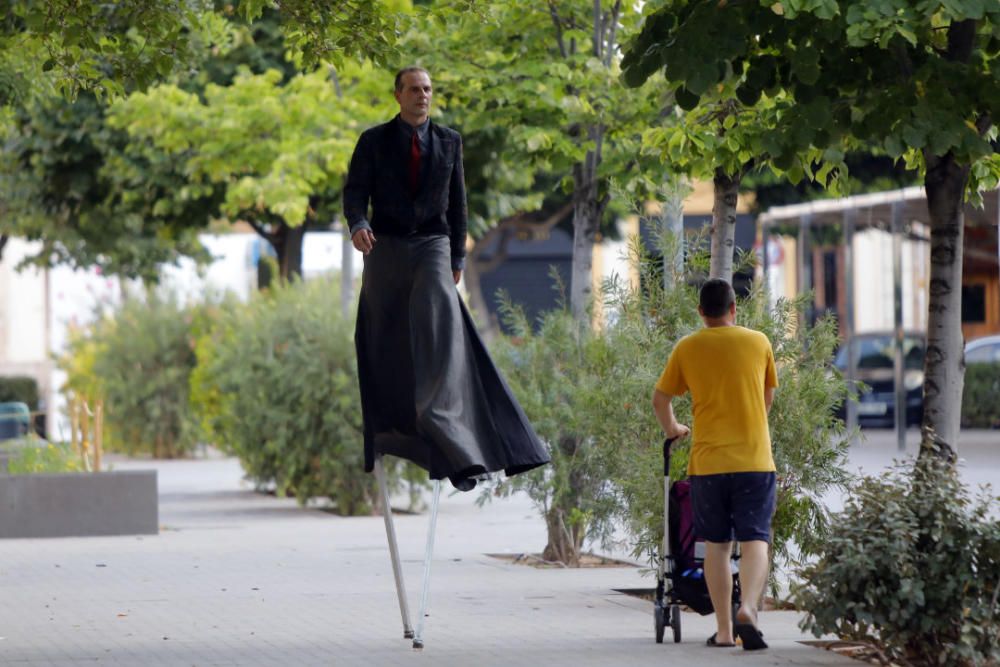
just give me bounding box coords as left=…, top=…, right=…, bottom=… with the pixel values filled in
left=706, top=632, right=736, bottom=647
left=734, top=623, right=768, bottom=650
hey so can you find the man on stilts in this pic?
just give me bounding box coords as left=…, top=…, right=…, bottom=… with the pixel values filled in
left=344, top=66, right=550, bottom=649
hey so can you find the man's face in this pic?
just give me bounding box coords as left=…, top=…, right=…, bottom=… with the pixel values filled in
left=395, top=71, right=432, bottom=119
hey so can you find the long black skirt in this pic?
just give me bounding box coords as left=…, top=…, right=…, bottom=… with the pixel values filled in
left=355, top=234, right=550, bottom=490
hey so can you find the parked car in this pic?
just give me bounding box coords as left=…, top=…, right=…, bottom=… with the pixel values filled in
left=0, top=402, right=32, bottom=441
left=965, top=334, right=1000, bottom=365
left=833, top=332, right=926, bottom=428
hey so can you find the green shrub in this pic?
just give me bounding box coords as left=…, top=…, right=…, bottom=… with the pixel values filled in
left=0, top=376, right=39, bottom=408
left=190, top=277, right=416, bottom=514
left=962, top=362, right=1000, bottom=429
left=490, top=232, right=853, bottom=570
left=795, top=454, right=1000, bottom=666
left=490, top=285, right=624, bottom=566
left=60, top=289, right=203, bottom=458
left=7, top=441, right=84, bottom=474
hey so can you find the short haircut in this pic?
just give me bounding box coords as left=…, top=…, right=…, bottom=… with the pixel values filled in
left=394, top=66, right=430, bottom=92
left=699, top=278, right=735, bottom=318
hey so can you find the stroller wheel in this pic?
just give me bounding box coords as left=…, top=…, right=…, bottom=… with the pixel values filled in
left=670, top=604, right=681, bottom=643
left=654, top=605, right=665, bottom=643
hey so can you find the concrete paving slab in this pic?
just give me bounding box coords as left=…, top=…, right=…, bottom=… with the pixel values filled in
left=0, top=454, right=860, bottom=666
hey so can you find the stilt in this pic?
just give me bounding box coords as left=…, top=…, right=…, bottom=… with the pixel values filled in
left=412, top=479, right=441, bottom=650
left=374, top=456, right=414, bottom=639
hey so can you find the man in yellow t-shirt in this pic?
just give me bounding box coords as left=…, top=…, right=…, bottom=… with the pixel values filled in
left=652, top=278, right=777, bottom=651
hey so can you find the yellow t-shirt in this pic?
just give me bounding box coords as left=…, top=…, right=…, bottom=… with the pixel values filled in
left=655, top=325, right=778, bottom=476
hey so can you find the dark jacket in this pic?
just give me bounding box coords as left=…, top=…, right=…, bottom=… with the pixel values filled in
left=344, top=117, right=468, bottom=270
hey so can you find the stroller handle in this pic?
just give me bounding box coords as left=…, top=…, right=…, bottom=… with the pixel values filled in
left=662, top=437, right=677, bottom=476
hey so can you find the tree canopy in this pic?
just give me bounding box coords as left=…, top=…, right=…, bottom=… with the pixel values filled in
left=408, top=0, right=667, bottom=321
left=0, top=5, right=402, bottom=280
left=109, top=63, right=396, bottom=279
left=623, top=0, right=1000, bottom=458
left=0, top=0, right=404, bottom=103
left=0, top=93, right=220, bottom=279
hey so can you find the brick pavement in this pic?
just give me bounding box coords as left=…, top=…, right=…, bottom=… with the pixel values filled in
left=2, top=441, right=952, bottom=667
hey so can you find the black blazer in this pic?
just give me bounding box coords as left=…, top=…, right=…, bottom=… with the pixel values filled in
left=344, top=118, right=467, bottom=268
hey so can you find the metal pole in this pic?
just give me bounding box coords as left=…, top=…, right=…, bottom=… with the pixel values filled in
left=662, top=438, right=671, bottom=568
left=843, top=209, right=858, bottom=436
left=341, top=221, right=354, bottom=320
left=891, top=202, right=906, bottom=452
left=798, top=214, right=813, bottom=324
left=761, top=221, right=770, bottom=291
left=374, top=456, right=414, bottom=639
left=412, top=479, right=442, bottom=650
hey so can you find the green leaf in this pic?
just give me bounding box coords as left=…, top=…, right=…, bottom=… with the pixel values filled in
left=790, top=46, right=821, bottom=86
left=736, top=83, right=762, bottom=106
left=901, top=125, right=926, bottom=150
left=675, top=87, right=700, bottom=111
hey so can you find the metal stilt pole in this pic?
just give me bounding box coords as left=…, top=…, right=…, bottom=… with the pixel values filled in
left=374, top=456, right=414, bottom=639
left=412, top=479, right=442, bottom=650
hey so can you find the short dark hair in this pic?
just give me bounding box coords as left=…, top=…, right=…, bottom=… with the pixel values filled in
left=394, top=66, right=430, bottom=92
left=699, top=278, right=735, bottom=318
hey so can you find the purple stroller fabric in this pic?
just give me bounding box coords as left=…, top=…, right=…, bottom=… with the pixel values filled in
left=669, top=480, right=700, bottom=571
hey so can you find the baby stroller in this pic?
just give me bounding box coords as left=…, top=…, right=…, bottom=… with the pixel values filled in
left=653, top=437, right=741, bottom=643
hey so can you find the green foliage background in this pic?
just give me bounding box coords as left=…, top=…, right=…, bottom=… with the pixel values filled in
left=190, top=277, right=419, bottom=514
left=60, top=289, right=205, bottom=458
left=0, top=376, right=39, bottom=409
left=57, top=275, right=418, bottom=515
left=7, top=442, right=83, bottom=475
left=961, top=362, right=1000, bottom=429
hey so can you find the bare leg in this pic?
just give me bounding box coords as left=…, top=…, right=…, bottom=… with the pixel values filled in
left=704, top=540, right=735, bottom=644
left=736, top=540, right=769, bottom=623
left=734, top=539, right=770, bottom=650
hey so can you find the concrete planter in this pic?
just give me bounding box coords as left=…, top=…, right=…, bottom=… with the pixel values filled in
left=0, top=469, right=158, bottom=538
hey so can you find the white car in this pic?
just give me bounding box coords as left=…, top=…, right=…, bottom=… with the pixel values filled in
left=965, top=335, right=1000, bottom=365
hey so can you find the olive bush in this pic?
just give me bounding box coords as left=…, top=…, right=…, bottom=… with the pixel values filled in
left=60, top=288, right=204, bottom=458
left=490, top=231, right=853, bottom=570
left=190, top=277, right=418, bottom=514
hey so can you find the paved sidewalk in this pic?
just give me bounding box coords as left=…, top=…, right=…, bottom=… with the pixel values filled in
left=0, top=454, right=858, bottom=667
left=824, top=428, right=1000, bottom=513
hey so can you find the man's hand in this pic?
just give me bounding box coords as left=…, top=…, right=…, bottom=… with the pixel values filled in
left=664, top=422, right=691, bottom=440
left=352, top=229, right=376, bottom=255
left=452, top=269, right=462, bottom=285
left=652, top=390, right=691, bottom=440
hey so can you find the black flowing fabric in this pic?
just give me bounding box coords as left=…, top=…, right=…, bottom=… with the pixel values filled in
left=355, top=234, right=550, bottom=490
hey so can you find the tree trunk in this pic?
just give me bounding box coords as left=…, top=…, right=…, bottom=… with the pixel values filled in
left=659, top=174, right=689, bottom=289
left=710, top=168, right=740, bottom=282
left=271, top=222, right=305, bottom=281
left=540, top=435, right=587, bottom=566
left=919, top=152, right=968, bottom=463
left=570, top=189, right=598, bottom=324
left=542, top=508, right=584, bottom=567
left=570, top=130, right=606, bottom=324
